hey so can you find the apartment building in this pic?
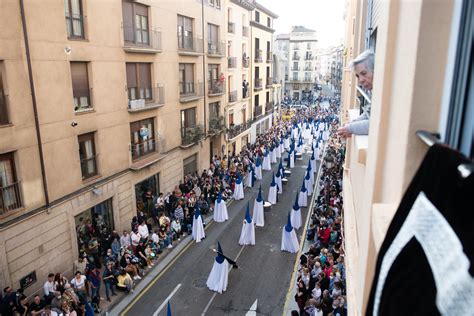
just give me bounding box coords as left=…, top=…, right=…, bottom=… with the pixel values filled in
left=223, top=0, right=255, bottom=155
left=340, top=0, right=473, bottom=314
left=249, top=2, right=278, bottom=143
left=0, top=0, right=227, bottom=295
left=275, top=26, right=318, bottom=101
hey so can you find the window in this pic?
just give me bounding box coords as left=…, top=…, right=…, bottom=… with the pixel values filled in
left=209, top=102, right=220, bottom=119
left=242, top=108, right=246, bottom=122
left=179, top=63, right=195, bottom=95
left=178, top=15, right=194, bottom=50
left=267, top=17, right=271, bottom=28
left=78, top=133, right=97, bottom=180
left=130, top=118, right=155, bottom=160
left=229, top=110, right=234, bottom=126
left=64, top=0, right=84, bottom=39
left=126, top=63, right=152, bottom=102
left=305, top=72, right=311, bottom=81
left=215, top=0, right=221, bottom=9
left=181, top=107, right=197, bottom=138
left=122, top=1, right=149, bottom=45
left=0, top=65, right=9, bottom=125
left=307, top=42, right=311, bottom=50
left=0, top=152, right=22, bottom=213
left=255, top=11, right=260, bottom=23
left=70, top=62, right=92, bottom=112
left=207, top=23, right=219, bottom=53
left=183, top=154, right=197, bottom=177
left=254, top=95, right=259, bottom=106
left=293, top=72, right=299, bottom=81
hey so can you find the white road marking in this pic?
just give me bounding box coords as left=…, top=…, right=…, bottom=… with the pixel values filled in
left=153, top=283, right=182, bottom=316
left=245, top=299, right=258, bottom=316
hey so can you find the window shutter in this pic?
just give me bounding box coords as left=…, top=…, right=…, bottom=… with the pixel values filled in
left=139, top=63, right=151, bottom=88
left=126, top=63, right=137, bottom=88
left=70, top=62, right=89, bottom=95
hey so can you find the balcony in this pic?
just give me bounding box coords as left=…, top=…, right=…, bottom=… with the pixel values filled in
left=254, top=78, right=263, bottom=91
left=209, top=116, right=225, bottom=135
left=266, top=77, right=273, bottom=88
left=227, top=121, right=251, bottom=140
left=242, top=55, right=250, bottom=68
left=228, top=90, right=238, bottom=103
left=254, top=49, right=263, bottom=62
left=291, top=66, right=300, bottom=71
left=179, top=82, right=204, bottom=102
left=181, top=125, right=204, bottom=147
left=265, top=101, right=273, bottom=113
left=228, top=57, right=237, bottom=69
left=178, top=34, right=204, bottom=55
left=0, top=182, right=23, bottom=215
left=304, top=55, right=313, bottom=60
left=242, top=25, right=249, bottom=37
left=266, top=52, right=273, bottom=63
left=228, top=21, right=235, bottom=34
left=128, top=85, right=165, bottom=112
left=208, top=79, right=225, bottom=96
left=242, top=87, right=250, bottom=99
left=73, top=88, right=93, bottom=113
left=253, top=105, right=263, bottom=118
left=123, top=26, right=162, bottom=54
left=292, top=54, right=300, bottom=60
left=304, top=67, right=312, bottom=71
left=207, top=41, right=225, bottom=57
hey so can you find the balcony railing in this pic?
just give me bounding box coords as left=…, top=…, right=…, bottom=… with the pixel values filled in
left=304, top=67, right=312, bottom=71
left=228, top=56, right=237, bottom=69
left=73, top=88, right=93, bottom=113
left=0, top=182, right=23, bottom=214
left=291, top=66, right=300, bottom=71
left=242, top=56, right=250, bottom=68
left=293, top=46, right=299, bottom=50
left=292, top=55, right=300, bottom=60
left=131, top=138, right=159, bottom=161
left=254, top=78, right=263, bottom=91
left=181, top=124, right=204, bottom=146
left=128, top=85, right=165, bottom=111
left=254, top=49, right=263, bottom=62
left=178, top=34, right=204, bottom=54
left=209, top=116, right=225, bottom=134
left=228, top=21, right=235, bottom=34
left=266, top=77, right=273, bottom=88
left=265, top=101, right=274, bottom=113
left=304, top=55, right=313, bottom=60
left=253, top=105, right=263, bottom=117
left=208, top=79, right=225, bottom=96
left=242, top=87, right=250, bottom=99
left=123, top=26, right=162, bottom=52
left=80, top=155, right=98, bottom=179
left=228, top=90, right=238, bottom=103
left=0, top=94, right=10, bottom=125
left=207, top=41, right=225, bottom=57
left=266, top=52, right=273, bottom=62
left=179, top=82, right=204, bottom=102
left=242, top=25, right=249, bottom=37
left=227, top=121, right=251, bottom=139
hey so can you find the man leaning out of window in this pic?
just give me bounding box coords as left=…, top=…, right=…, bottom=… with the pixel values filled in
left=337, top=50, right=374, bottom=138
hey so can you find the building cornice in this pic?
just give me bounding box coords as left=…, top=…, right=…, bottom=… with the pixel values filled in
left=230, top=0, right=256, bottom=11
left=255, top=2, right=279, bottom=18
left=250, top=20, right=275, bottom=33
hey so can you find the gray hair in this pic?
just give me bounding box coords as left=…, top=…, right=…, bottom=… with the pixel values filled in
left=350, top=50, right=374, bottom=71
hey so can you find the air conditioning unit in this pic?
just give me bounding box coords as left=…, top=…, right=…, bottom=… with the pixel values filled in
left=129, top=100, right=138, bottom=109
left=137, top=99, right=145, bottom=108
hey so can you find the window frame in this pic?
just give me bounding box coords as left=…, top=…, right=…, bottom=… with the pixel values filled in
left=78, top=132, right=98, bottom=180
left=70, top=61, right=92, bottom=112
left=126, top=62, right=152, bottom=102
left=65, top=0, right=85, bottom=39
left=0, top=64, right=10, bottom=125
left=130, top=118, right=156, bottom=160
left=179, top=63, right=195, bottom=95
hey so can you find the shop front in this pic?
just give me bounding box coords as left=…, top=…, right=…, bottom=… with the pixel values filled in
left=134, top=173, right=160, bottom=217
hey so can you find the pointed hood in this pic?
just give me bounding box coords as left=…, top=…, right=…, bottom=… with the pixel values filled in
left=305, top=171, right=311, bottom=181
left=236, top=173, right=242, bottom=184
left=301, top=180, right=307, bottom=192
left=279, top=160, right=284, bottom=171
left=256, top=185, right=263, bottom=202
left=280, top=138, right=284, bottom=145
left=270, top=172, right=276, bottom=187
left=194, top=205, right=201, bottom=219
left=293, top=194, right=300, bottom=211
left=245, top=203, right=252, bottom=223
left=167, top=301, right=172, bottom=316
left=276, top=168, right=281, bottom=178
left=216, top=241, right=225, bottom=264
left=307, top=160, right=312, bottom=171
left=217, top=191, right=222, bottom=203
left=256, top=157, right=261, bottom=167
left=287, top=152, right=291, bottom=168
left=311, top=150, right=315, bottom=160
left=285, top=213, right=293, bottom=232
left=264, top=150, right=268, bottom=157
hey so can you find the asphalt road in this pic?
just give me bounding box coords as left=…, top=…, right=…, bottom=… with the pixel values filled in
left=121, top=153, right=316, bottom=316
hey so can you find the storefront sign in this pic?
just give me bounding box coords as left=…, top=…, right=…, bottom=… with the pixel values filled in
left=20, top=271, right=37, bottom=290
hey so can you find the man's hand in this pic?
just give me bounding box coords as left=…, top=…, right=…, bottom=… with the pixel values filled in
left=337, top=124, right=352, bottom=138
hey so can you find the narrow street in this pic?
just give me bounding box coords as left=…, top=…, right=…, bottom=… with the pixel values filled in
left=118, top=154, right=317, bottom=316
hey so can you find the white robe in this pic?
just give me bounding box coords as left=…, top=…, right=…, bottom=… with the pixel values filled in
left=276, top=144, right=282, bottom=159
left=275, top=175, right=283, bottom=194
left=206, top=259, right=229, bottom=293
left=253, top=200, right=265, bottom=227
left=192, top=215, right=206, bottom=242
left=298, top=190, right=308, bottom=207
left=268, top=185, right=278, bottom=204
left=270, top=149, right=277, bottom=164
left=246, top=172, right=253, bottom=188
left=213, top=199, right=229, bottom=222
left=239, top=219, right=256, bottom=246
left=233, top=181, right=244, bottom=200
left=290, top=207, right=302, bottom=230
left=281, top=227, right=300, bottom=253
left=255, top=165, right=263, bottom=180
left=290, top=152, right=295, bottom=168
left=284, top=138, right=290, bottom=150
left=262, top=155, right=271, bottom=171
left=305, top=176, right=313, bottom=196
left=311, top=157, right=316, bottom=173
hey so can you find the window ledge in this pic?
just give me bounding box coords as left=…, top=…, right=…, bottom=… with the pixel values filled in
left=354, top=135, right=368, bottom=164
left=178, top=51, right=204, bottom=57
left=128, top=103, right=164, bottom=113
left=123, top=46, right=162, bottom=54
left=371, top=203, right=398, bottom=251
left=179, top=95, right=203, bottom=103
left=208, top=92, right=225, bottom=97
left=82, top=174, right=102, bottom=184
left=179, top=142, right=197, bottom=149
left=0, top=123, right=13, bottom=129
left=130, top=152, right=167, bottom=171
left=207, top=53, right=225, bottom=58
left=75, top=108, right=95, bottom=115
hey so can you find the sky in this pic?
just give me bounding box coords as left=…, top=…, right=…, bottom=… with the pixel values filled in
left=257, top=0, right=346, bottom=48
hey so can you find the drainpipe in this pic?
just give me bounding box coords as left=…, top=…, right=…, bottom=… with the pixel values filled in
left=19, top=0, right=50, bottom=206
left=201, top=0, right=207, bottom=136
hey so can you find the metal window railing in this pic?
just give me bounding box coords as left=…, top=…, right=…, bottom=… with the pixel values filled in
left=177, top=34, right=204, bottom=53
left=130, top=138, right=159, bottom=160
left=207, top=41, right=225, bottom=56
left=179, top=82, right=204, bottom=99
left=208, top=79, right=225, bottom=96
left=123, top=26, right=162, bottom=50
left=228, top=90, right=238, bottom=103
left=254, top=49, right=263, bottom=62
left=0, top=181, right=23, bottom=214
left=254, top=78, right=263, bottom=90
left=80, top=155, right=98, bottom=179
left=228, top=21, right=235, bottom=34
left=128, top=85, right=164, bottom=109
left=228, top=56, right=237, bottom=68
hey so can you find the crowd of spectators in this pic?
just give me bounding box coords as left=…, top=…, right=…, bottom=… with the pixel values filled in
left=292, top=95, right=348, bottom=316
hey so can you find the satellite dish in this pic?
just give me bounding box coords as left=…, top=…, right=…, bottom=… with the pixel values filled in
left=64, top=46, right=72, bottom=54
